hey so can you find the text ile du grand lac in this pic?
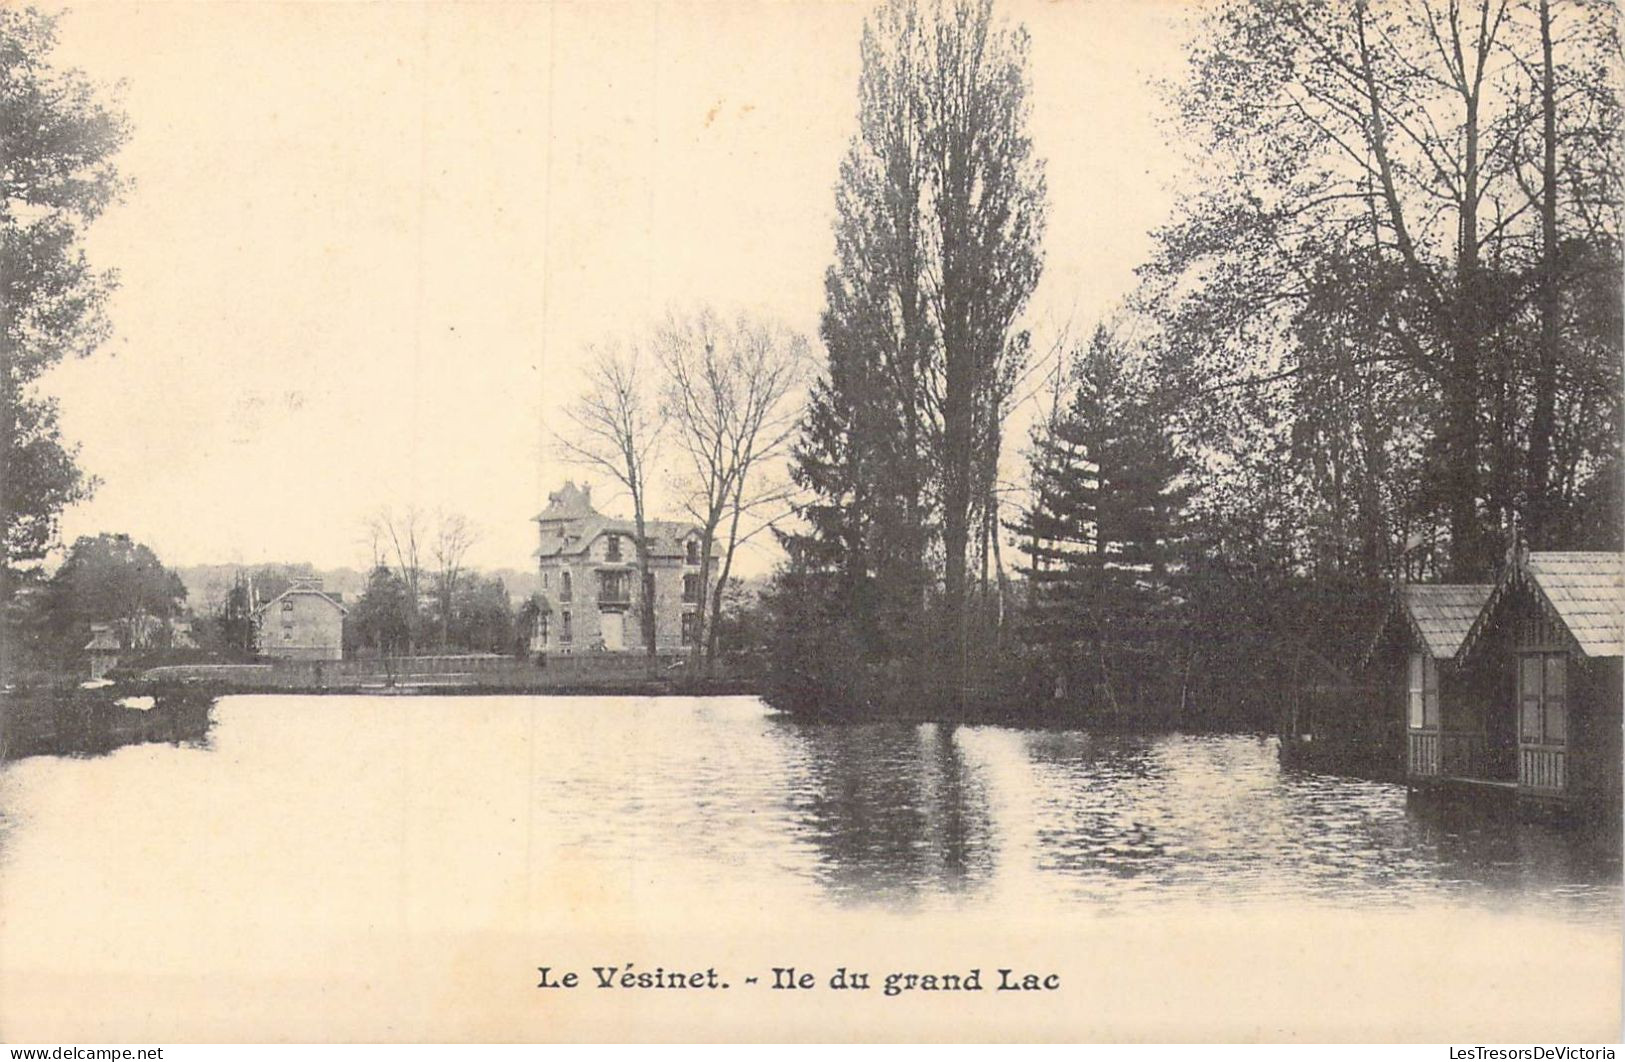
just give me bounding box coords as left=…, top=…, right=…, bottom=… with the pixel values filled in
left=537, top=966, right=1060, bottom=997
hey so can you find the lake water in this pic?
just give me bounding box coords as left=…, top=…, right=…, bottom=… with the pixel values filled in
left=1, top=694, right=1620, bottom=1041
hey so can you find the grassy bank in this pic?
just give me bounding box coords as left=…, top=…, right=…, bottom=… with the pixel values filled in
left=0, top=682, right=217, bottom=762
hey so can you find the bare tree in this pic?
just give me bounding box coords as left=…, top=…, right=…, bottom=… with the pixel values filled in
left=431, top=510, right=478, bottom=650
left=367, top=505, right=424, bottom=656
left=553, top=339, right=666, bottom=667
left=657, top=307, right=809, bottom=674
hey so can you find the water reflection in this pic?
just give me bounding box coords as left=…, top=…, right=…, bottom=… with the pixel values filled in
left=1, top=694, right=1617, bottom=1042
left=0, top=695, right=1617, bottom=924
left=769, top=721, right=1619, bottom=919
left=777, top=721, right=996, bottom=904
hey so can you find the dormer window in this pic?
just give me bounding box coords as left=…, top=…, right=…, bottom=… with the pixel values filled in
left=606, top=534, right=622, bottom=561
left=685, top=539, right=699, bottom=565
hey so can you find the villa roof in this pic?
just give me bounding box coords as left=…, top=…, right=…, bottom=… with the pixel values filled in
left=252, top=583, right=349, bottom=616
left=532, top=481, right=703, bottom=560
left=534, top=480, right=598, bottom=523
left=1459, top=551, right=1623, bottom=660
left=534, top=517, right=700, bottom=560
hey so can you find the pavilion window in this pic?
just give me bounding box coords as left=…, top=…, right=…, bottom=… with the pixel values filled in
left=1520, top=652, right=1567, bottom=745
left=1543, top=654, right=1567, bottom=743
left=1407, top=654, right=1438, bottom=730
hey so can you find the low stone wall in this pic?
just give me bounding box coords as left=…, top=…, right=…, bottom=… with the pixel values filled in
left=142, top=652, right=706, bottom=691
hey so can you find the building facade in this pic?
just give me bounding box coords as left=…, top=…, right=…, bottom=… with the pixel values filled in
left=252, top=578, right=347, bottom=661
left=1455, top=550, right=1623, bottom=809
left=84, top=624, right=121, bottom=681
left=531, top=481, right=710, bottom=656
left=1370, top=583, right=1499, bottom=782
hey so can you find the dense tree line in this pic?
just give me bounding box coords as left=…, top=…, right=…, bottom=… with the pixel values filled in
left=1127, top=0, right=1622, bottom=722
left=765, top=0, right=1620, bottom=725
left=1143, top=0, right=1620, bottom=579
left=1, top=533, right=188, bottom=679
left=344, top=565, right=516, bottom=658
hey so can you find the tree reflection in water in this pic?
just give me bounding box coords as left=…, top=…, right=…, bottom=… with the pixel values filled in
left=770, top=721, right=1620, bottom=917
left=773, top=721, right=996, bottom=905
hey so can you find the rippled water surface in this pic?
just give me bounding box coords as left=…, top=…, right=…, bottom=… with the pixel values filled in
left=4, top=694, right=1616, bottom=915
left=1, top=694, right=1619, bottom=1040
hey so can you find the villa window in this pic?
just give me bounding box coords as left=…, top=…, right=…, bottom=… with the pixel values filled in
left=599, top=570, right=629, bottom=605
left=682, top=573, right=700, bottom=604
left=560, top=611, right=573, bottom=643
left=681, top=612, right=698, bottom=646
left=606, top=534, right=622, bottom=561
left=560, top=571, right=572, bottom=602
left=541, top=572, right=549, bottom=589
left=685, top=539, right=699, bottom=565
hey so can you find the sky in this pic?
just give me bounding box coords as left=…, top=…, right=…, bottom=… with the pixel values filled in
left=40, top=0, right=1194, bottom=578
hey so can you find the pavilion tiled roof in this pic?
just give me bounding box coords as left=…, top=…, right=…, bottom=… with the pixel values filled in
left=1456, top=550, right=1624, bottom=661
left=1401, top=584, right=1494, bottom=660
left=1523, top=552, right=1624, bottom=658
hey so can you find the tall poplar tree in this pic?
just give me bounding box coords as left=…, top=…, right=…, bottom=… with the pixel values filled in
left=784, top=0, right=1046, bottom=708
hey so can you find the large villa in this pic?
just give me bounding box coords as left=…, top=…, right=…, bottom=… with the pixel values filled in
left=531, top=482, right=710, bottom=655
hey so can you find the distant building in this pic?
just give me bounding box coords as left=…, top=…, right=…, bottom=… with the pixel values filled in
left=252, top=578, right=347, bottom=661
left=84, top=624, right=121, bottom=681
left=531, top=481, right=710, bottom=655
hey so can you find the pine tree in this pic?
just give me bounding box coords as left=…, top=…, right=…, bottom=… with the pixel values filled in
left=1010, top=328, right=1189, bottom=715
